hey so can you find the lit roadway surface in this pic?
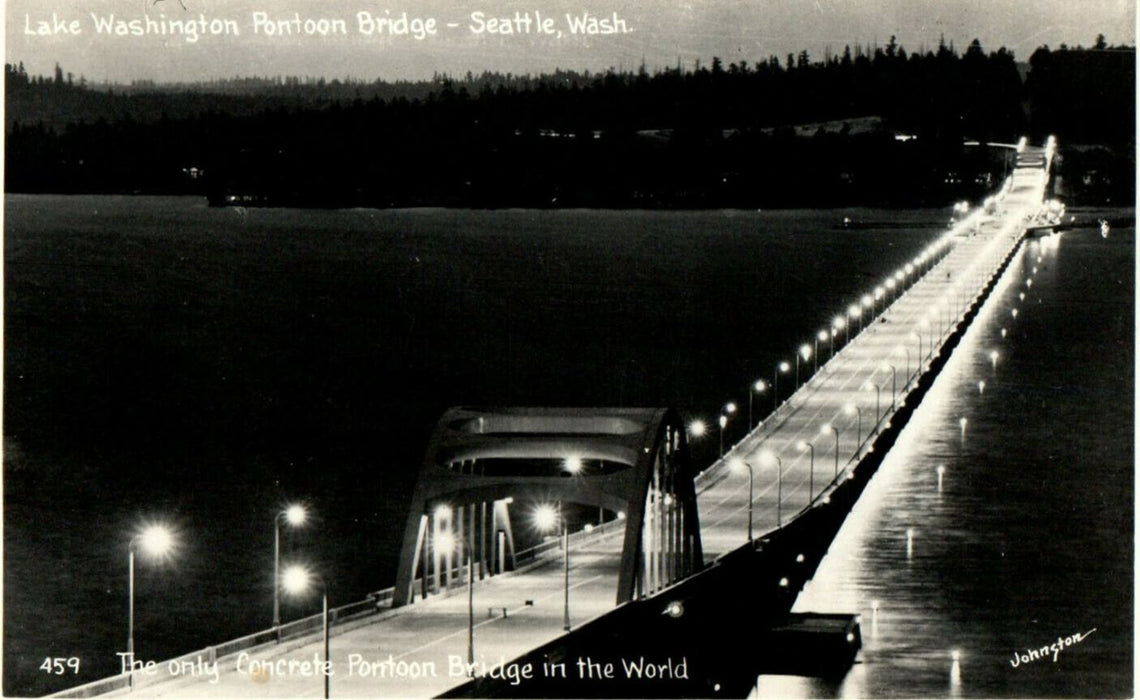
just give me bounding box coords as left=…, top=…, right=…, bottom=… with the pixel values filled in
left=105, top=148, right=1049, bottom=699
left=694, top=151, right=1050, bottom=559
left=130, top=536, right=627, bottom=698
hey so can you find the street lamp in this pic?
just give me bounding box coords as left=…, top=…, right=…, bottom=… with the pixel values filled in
left=896, top=345, right=911, bottom=385
left=815, top=330, right=828, bottom=373
left=774, top=361, right=790, bottom=412
left=822, top=423, right=840, bottom=476
left=797, top=440, right=815, bottom=501
left=912, top=331, right=924, bottom=372
left=863, top=380, right=881, bottom=425
left=274, top=504, right=308, bottom=640
left=281, top=565, right=330, bottom=699
left=990, top=350, right=999, bottom=371
left=128, top=524, right=176, bottom=689
left=760, top=450, right=783, bottom=527
left=687, top=419, right=707, bottom=440
left=730, top=459, right=755, bottom=542
left=749, top=380, right=767, bottom=429
left=845, top=402, right=862, bottom=453
left=796, top=344, right=811, bottom=388
left=849, top=303, right=863, bottom=334
left=833, top=316, right=847, bottom=347
left=873, top=286, right=884, bottom=315
left=532, top=504, right=571, bottom=631
left=718, top=414, right=728, bottom=457
left=882, top=363, right=897, bottom=409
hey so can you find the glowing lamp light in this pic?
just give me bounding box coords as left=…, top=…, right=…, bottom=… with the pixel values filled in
left=819, top=423, right=832, bottom=435
left=137, top=524, right=175, bottom=558
left=848, top=304, right=861, bottom=318
left=688, top=419, right=707, bottom=438
left=753, top=379, right=767, bottom=393
left=799, top=344, right=811, bottom=361
left=778, top=577, right=789, bottom=587
left=436, top=531, right=457, bottom=554
left=723, top=402, right=737, bottom=414
left=718, top=415, right=728, bottom=429
left=833, top=316, right=846, bottom=330
left=664, top=601, right=685, bottom=618
left=434, top=503, right=453, bottom=518
left=563, top=456, right=583, bottom=474
left=818, top=329, right=829, bottom=342
left=616, top=511, right=626, bottom=520
left=284, top=504, right=307, bottom=527
left=778, top=361, right=791, bottom=373
left=281, top=564, right=313, bottom=596
left=532, top=505, right=559, bottom=533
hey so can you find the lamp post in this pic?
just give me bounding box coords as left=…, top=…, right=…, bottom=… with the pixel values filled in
left=863, top=380, right=881, bottom=425
left=730, top=459, right=755, bottom=542
left=281, top=565, right=330, bottom=699
left=815, top=330, right=827, bottom=373
left=274, top=504, right=308, bottom=641
left=532, top=504, right=570, bottom=631
left=912, top=332, right=924, bottom=372
left=897, top=346, right=911, bottom=385
left=798, top=440, right=815, bottom=501
left=774, top=362, right=790, bottom=412
left=822, top=423, right=840, bottom=476
left=127, top=524, right=176, bottom=690
left=467, top=524, right=475, bottom=673
left=761, top=451, right=783, bottom=527
left=849, top=303, right=863, bottom=334
left=834, top=316, right=847, bottom=348
left=749, top=380, right=766, bottom=429
left=845, top=402, right=862, bottom=453
left=883, top=363, right=897, bottom=409
left=796, top=344, right=811, bottom=389
left=718, top=414, right=728, bottom=457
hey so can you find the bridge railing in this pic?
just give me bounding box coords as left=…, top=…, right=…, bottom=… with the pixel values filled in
left=514, top=515, right=626, bottom=566
left=50, top=583, right=408, bottom=698
left=694, top=171, right=1045, bottom=527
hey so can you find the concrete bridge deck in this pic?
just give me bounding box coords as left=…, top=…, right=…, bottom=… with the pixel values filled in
left=60, top=148, right=1052, bottom=699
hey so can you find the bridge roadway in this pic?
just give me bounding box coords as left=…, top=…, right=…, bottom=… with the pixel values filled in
left=99, top=152, right=1049, bottom=699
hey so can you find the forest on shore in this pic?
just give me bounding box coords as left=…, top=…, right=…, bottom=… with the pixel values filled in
left=6, top=37, right=1135, bottom=208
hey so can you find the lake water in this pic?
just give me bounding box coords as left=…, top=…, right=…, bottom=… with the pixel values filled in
left=3, top=196, right=1132, bottom=696
left=758, top=216, right=1134, bottom=698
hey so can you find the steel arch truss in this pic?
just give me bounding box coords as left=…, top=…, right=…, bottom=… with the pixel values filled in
left=392, top=407, right=703, bottom=607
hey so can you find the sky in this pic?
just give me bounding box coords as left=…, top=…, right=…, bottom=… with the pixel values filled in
left=6, top=0, right=1137, bottom=82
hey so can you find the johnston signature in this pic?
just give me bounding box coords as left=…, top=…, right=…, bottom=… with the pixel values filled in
left=1009, top=628, right=1096, bottom=667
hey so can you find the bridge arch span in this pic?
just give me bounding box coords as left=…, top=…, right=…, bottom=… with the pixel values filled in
left=392, top=407, right=703, bottom=607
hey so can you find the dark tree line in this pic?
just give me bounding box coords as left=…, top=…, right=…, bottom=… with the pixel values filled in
left=6, top=37, right=1134, bottom=207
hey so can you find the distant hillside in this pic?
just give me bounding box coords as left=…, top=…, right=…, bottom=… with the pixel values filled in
left=6, top=38, right=1134, bottom=207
